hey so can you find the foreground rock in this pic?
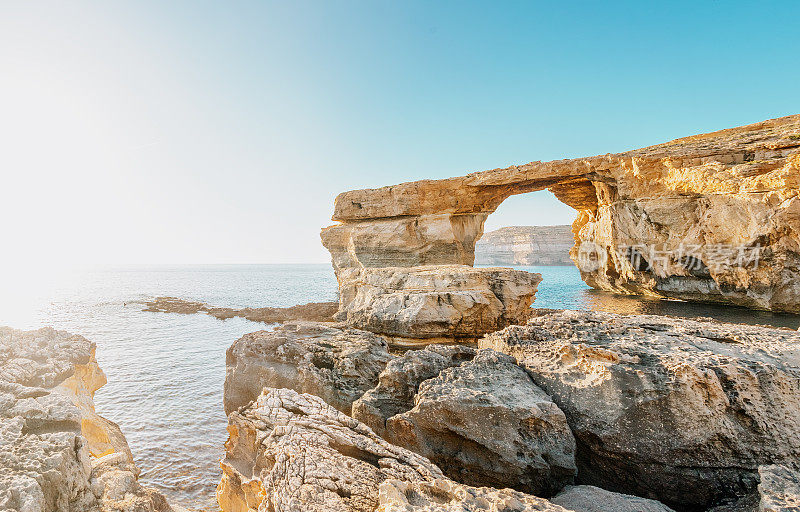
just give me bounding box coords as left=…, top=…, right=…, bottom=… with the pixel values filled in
left=336, top=265, right=542, bottom=339
left=475, top=225, right=574, bottom=265
left=551, top=485, right=675, bottom=512
left=217, top=388, right=445, bottom=512
left=481, top=310, right=800, bottom=509
left=144, top=296, right=339, bottom=323
left=379, top=350, right=576, bottom=496
left=323, top=115, right=800, bottom=313
left=224, top=321, right=393, bottom=415
left=0, top=326, right=173, bottom=512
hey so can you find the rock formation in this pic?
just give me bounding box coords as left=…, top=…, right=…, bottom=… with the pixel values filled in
left=379, top=349, right=577, bottom=496
left=475, top=225, right=574, bottom=265
left=480, top=310, right=800, bottom=509
left=322, top=115, right=800, bottom=313
left=335, top=265, right=541, bottom=340
left=353, top=344, right=477, bottom=437
left=224, top=321, right=393, bottom=415
left=217, top=387, right=681, bottom=512
left=144, top=296, right=338, bottom=324
left=217, top=388, right=445, bottom=512
left=0, top=326, right=174, bottom=512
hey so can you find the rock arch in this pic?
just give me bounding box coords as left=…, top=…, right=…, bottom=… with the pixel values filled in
left=322, top=114, right=800, bottom=314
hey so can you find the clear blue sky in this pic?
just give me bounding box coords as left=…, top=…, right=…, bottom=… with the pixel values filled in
left=1, top=1, right=797, bottom=264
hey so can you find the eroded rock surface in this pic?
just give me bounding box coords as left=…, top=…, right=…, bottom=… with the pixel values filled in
left=353, top=344, right=476, bottom=437
left=758, top=464, right=800, bottom=512
left=382, top=349, right=576, bottom=496
left=323, top=115, right=800, bottom=313
left=336, top=265, right=541, bottom=339
left=377, top=479, right=569, bottom=512
left=0, top=326, right=172, bottom=512
left=224, top=321, right=393, bottom=415
left=217, top=388, right=444, bottom=512
left=480, top=310, right=800, bottom=509
left=551, top=485, right=675, bottom=512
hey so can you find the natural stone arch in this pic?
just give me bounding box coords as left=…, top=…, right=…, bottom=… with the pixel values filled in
left=322, top=115, right=800, bottom=313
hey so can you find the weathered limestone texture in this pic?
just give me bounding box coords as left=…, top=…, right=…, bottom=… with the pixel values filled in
left=376, top=479, right=570, bottom=512
left=758, top=464, right=800, bottom=512
left=0, top=326, right=172, bottom=512
left=353, top=344, right=477, bottom=437
left=551, top=485, right=676, bottom=512
left=224, top=321, right=393, bottom=415
left=323, top=115, right=800, bottom=313
left=475, top=225, right=574, bottom=265
left=378, top=349, right=576, bottom=496
left=336, top=265, right=542, bottom=339
left=480, top=310, right=800, bottom=509
left=217, top=388, right=444, bottom=512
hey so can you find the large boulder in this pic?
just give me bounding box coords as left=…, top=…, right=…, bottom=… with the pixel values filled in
left=335, top=265, right=541, bottom=339
left=352, top=344, right=476, bottom=437
left=551, top=485, right=675, bottom=512
left=217, top=388, right=444, bottom=512
left=224, top=321, right=393, bottom=414
left=480, top=310, right=800, bottom=509
left=382, top=349, right=576, bottom=496
left=0, top=326, right=173, bottom=512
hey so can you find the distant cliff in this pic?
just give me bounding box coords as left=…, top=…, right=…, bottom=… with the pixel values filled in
left=475, top=225, right=574, bottom=265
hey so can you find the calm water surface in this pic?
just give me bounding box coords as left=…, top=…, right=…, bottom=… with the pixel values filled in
left=1, top=264, right=798, bottom=510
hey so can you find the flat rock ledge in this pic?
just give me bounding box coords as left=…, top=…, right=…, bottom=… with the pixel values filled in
left=224, top=321, right=393, bottom=415
left=480, top=310, right=800, bottom=510
left=144, top=296, right=339, bottom=324
left=0, top=326, right=174, bottom=512
left=335, top=265, right=542, bottom=339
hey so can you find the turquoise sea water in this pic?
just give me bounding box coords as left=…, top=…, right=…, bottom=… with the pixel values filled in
left=1, top=263, right=798, bottom=510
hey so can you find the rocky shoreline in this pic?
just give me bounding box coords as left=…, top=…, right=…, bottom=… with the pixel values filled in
left=0, top=327, right=180, bottom=512
left=3, top=116, right=799, bottom=511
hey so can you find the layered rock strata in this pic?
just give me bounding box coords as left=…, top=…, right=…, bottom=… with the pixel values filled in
left=0, top=326, right=173, bottom=512
left=335, top=265, right=542, bottom=339
left=475, top=225, right=574, bottom=265
left=379, top=349, right=577, bottom=496
left=224, top=321, right=393, bottom=415
left=323, top=115, right=800, bottom=313
left=480, top=310, right=800, bottom=509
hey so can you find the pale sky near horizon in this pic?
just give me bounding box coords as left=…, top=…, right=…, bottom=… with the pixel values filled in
left=1, top=1, right=798, bottom=266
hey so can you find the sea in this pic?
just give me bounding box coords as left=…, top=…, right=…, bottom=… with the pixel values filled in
left=2, top=263, right=798, bottom=510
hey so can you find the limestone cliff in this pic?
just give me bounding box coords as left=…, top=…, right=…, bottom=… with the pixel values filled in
left=475, top=225, right=574, bottom=265
left=322, top=115, right=800, bottom=313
